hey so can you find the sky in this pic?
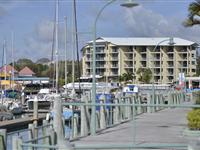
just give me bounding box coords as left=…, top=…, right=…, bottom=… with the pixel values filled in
left=0, top=0, right=199, bottom=64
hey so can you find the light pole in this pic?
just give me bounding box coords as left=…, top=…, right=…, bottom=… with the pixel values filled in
left=151, top=38, right=175, bottom=103
left=91, top=0, right=138, bottom=135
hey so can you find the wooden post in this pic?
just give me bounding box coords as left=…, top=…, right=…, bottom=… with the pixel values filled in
left=0, top=129, right=6, bottom=150
left=33, top=97, right=38, bottom=141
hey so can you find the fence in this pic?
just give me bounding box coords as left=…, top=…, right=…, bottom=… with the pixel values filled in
left=4, top=91, right=196, bottom=150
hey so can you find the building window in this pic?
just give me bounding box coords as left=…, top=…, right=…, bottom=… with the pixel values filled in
left=192, top=54, right=195, bottom=58
left=192, top=69, right=196, bottom=73
left=192, top=61, right=195, bottom=65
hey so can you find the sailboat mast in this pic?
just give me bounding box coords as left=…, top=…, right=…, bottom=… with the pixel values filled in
left=64, top=16, right=68, bottom=93
left=55, top=0, right=59, bottom=94
left=73, top=0, right=81, bottom=94
left=3, top=40, right=7, bottom=82
left=11, top=32, right=14, bottom=90
left=72, top=3, right=75, bottom=92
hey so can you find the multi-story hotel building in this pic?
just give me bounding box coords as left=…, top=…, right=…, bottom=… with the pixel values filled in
left=82, top=37, right=198, bottom=84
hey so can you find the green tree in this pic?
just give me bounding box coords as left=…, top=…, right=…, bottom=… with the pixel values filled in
left=119, top=72, right=135, bottom=83
left=184, top=0, right=200, bottom=27
left=136, top=68, right=152, bottom=84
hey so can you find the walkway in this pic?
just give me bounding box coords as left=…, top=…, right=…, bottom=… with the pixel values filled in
left=73, top=105, right=191, bottom=150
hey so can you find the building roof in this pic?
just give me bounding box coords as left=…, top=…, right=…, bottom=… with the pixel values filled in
left=87, top=37, right=198, bottom=46
left=0, top=65, right=18, bottom=74
left=19, top=66, right=35, bottom=76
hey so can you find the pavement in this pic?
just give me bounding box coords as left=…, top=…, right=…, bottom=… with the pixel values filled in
left=72, top=105, right=191, bottom=150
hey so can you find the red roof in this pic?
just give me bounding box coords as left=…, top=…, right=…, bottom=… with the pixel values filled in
left=0, top=65, right=18, bottom=73
left=19, top=66, right=35, bottom=76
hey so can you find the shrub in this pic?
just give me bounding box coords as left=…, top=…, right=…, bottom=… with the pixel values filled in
left=187, top=109, right=200, bottom=130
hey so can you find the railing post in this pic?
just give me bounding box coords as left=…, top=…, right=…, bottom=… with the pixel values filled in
left=155, top=95, right=159, bottom=111
left=53, top=95, right=74, bottom=150
left=80, top=95, right=88, bottom=137
left=96, top=111, right=100, bottom=130
left=137, top=96, right=142, bottom=114
left=28, top=124, right=34, bottom=150
left=100, top=100, right=106, bottom=129
left=151, top=94, right=155, bottom=113
left=128, top=97, right=132, bottom=120
left=132, top=96, right=136, bottom=116
left=72, top=114, right=78, bottom=138
left=12, top=136, right=22, bottom=150
left=42, top=120, right=49, bottom=147
left=0, top=129, right=6, bottom=150
left=113, top=99, right=119, bottom=124
left=147, top=94, right=151, bottom=113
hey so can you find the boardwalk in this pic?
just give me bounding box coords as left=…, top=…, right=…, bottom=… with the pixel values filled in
left=73, top=104, right=191, bottom=150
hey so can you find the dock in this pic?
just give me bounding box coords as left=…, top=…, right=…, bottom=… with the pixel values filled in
left=0, top=114, right=46, bottom=132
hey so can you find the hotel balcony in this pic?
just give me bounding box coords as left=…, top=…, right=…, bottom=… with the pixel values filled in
left=111, top=64, right=118, bottom=68
left=111, top=47, right=119, bottom=53
left=154, top=72, right=161, bottom=76
left=96, top=64, right=105, bottom=68
left=96, top=57, right=105, bottom=61
left=110, top=57, right=118, bottom=61
left=124, top=64, right=133, bottom=68
left=96, top=50, right=105, bottom=54
left=110, top=72, right=118, bottom=76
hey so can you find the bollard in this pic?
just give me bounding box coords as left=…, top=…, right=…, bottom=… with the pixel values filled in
left=53, top=95, right=74, bottom=150
left=100, top=100, right=106, bottom=129
left=0, top=129, right=6, bottom=150
left=12, top=136, right=22, bottom=150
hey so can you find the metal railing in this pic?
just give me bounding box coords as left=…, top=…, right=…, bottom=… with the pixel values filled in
left=7, top=91, right=200, bottom=150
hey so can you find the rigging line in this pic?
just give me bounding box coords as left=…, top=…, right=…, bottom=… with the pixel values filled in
left=73, top=0, right=81, bottom=95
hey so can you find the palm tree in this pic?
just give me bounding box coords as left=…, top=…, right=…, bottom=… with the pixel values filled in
left=119, top=72, right=135, bottom=84
left=136, top=68, right=152, bottom=84
left=184, top=0, right=200, bottom=27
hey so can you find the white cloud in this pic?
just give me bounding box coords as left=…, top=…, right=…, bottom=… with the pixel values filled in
left=122, top=5, right=200, bottom=43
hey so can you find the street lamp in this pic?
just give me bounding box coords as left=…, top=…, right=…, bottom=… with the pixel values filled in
left=91, top=0, right=139, bottom=135
left=151, top=37, right=175, bottom=103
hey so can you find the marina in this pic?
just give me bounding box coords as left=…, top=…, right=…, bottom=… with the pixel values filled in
left=0, top=0, right=200, bottom=149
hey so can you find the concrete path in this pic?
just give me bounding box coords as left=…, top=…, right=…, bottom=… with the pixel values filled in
left=72, top=105, right=191, bottom=150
